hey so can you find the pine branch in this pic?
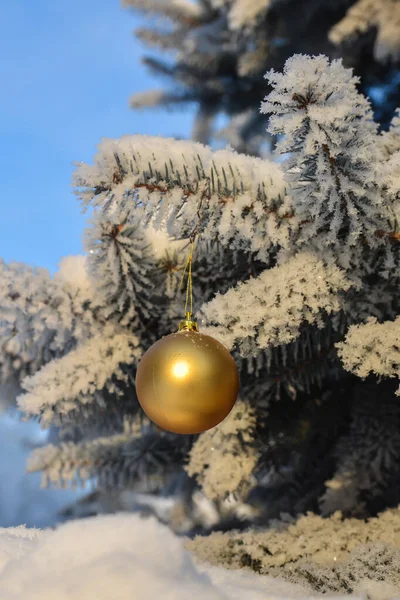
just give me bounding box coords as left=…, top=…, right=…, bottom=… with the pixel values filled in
left=200, top=251, right=352, bottom=356
left=84, top=211, right=156, bottom=331
left=29, top=431, right=191, bottom=491
left=187, top=506, right=400, bottom=593
left=123, top=0, right=400, bottom=152
left=186, top=400, right=258, bottom=501
left=337, top=316, right=400, bottom=394
left=329, top=0, right=400, bottom=63
left=0, top=257, right=96, bottom=385
left=18, top=327, right=141, bottom=426
left=262, top=321, right=346, bottom=400
left=263, top=55, right=389, bottom=249
left=73, top=135, right=287, bottom=260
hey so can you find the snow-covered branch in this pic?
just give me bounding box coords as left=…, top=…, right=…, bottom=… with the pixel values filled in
left=0, top=257, right=96, bottom=384
left=337, top=317, right=400, bottom=393
left=186, top=399, right=258, bottom=500
left=200, top=251, right=352, bottom=355
left=73, top=135, right=288, bottom=259
left=18, top=328, right=141, bottom=425
left=6, top=45, right=400, bottom=526
left=330, top=0, right=400, bottom=63
left=28, top=431, right=189, bottom=490
left=262, top=55, right=387, bottom=248
left=84, top=211, right=155, bottom=330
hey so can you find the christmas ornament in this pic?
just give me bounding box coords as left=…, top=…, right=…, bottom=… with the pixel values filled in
left=136, top=240, right=239, bottom=434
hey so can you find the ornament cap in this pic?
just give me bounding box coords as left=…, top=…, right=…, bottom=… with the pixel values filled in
left=178, top=312, right=199, bottom=332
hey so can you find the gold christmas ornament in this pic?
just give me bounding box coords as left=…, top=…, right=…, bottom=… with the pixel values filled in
left=136, top=313, right=239, bottom=434
left=136, top=237, right=239, bottom=434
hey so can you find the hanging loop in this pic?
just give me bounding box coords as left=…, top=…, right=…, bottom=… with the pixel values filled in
left=178, top=239, right=199, bottom=331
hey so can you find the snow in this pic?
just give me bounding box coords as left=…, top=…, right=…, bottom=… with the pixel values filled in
left=144, top=225, right=185, bottom=259
left=0, top=512, right=362, bottom=600
left=0, top=526, right=43, bottom=571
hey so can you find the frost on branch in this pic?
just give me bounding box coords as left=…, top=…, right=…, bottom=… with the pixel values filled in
left=29, top=430, right=189, bottom=492
left=73, top=135, right=287, bottom=260
left=187, top=507, right=400, bottom=595
left=18, top=327, right=141, bottom=426
left=186, top=400, right=258, bottom=501
left=200, top=251, right=352, bottom=356
left=329, top=0, right=400, bottom=63
left=0, top=257, right=96, bottom=385
left=84, top=211, right=155, bottom=330
left=262, top=55, right=386, bottom=248
left=337, top=317, right=400, bottom=394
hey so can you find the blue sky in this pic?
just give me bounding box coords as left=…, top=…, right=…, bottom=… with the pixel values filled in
left=0, top=0, right=192, bottom=271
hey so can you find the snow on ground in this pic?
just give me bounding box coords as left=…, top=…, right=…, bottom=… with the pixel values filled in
left=0, top=526, right=42, bottom=573
left=0, top=513, right=362, bottom=600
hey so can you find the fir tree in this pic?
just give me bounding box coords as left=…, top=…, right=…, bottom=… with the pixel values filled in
left=3, top=54, right=400, bottom=532
left=124, top=0, right=400, bottom=153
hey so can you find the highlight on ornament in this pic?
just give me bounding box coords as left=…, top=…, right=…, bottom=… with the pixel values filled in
left=135, top=239, right=239, bottom=434
left=171, top=360, right=190, bottom=379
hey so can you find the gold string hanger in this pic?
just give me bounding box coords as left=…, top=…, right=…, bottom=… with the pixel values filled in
left=178, top=197, right=204, bottom=332
left=178, top=237, right=198, bottom=332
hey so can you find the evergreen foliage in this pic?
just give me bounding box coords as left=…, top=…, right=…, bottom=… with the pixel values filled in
left=2, top=52, right=400, bottom=533
left=187, top=506, right=400, bottom=595
left=124, top=0, right=400, bottom=153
